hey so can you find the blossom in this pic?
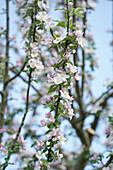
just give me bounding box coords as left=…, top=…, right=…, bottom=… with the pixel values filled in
left=52, top=136, right=58, bottom=142
left=68, top=108, right=74, bottom=120
left=77, top=37, right=84, bottom=47
left=66, top=63, right=77, bottom=73
left=36, top=152, right=43, bottom=160
left=60, top=72, right=69, bottom=80
left=49, top=116, right=55, bottom=123
left=37, top=139, right=45, bottom=148
left=30, top=42, right=38, bottom=50
left=45, top=112, right=51, bottom=118
left=54, top=74, right=64, bottom=84
left=47, top=74, right=54, bottom=83
left=35, top=61, right=44, bottom=70
left=76, top=30, right=83, bottom=37
left=36, top=11, right=47, bottom=22
left=105, top=126, right=110, bottom=135
left=0, top=26, right=4, bottom=30
left=28, top=58, right=37, bottom=68
left=54, top=150, right=63, bottom=162
left=50, top=128, right=61, bottom=137
left=38, top=1, right=46, bottom=10
left=92, top=153, right=99, bottom=160
left=36, top=28, right=44, bottom=35
left=27, top=0, right=34, bottom=5
left=40, top=119, right=46, bottom=126
left=74, top=73, right=81, bottom=81
left=88, top=0, right=96, bottom=10
left=0, top=54, right=5, bottom=59
left=39, top=161, right=43, bottom=166
left=58, top=134, right=66, bottom=145
left=53, top=36, right=64, bottom=44
left=60, top=90, right=70, bottom=99
left=18, top=136, right=26, bottom=144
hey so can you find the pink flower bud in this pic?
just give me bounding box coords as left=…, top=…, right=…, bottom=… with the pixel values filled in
left=39, top=161, right=43, bottom=166
left=45, top=112, right=51, bottom=118
left=48, top=63, right=52, bottom=66
left=105, top=127, right=110, bottom=135
left=38, top=50, right=41, bottom=54
left=42, top=102, right=46, bottom=105
left=61, top=88, right=64, bottom=92
left=40, top=119, right=46, bottom=126
left=12, top=162, right=15, bottom=165
left=0, top=26, right=4, bottom=30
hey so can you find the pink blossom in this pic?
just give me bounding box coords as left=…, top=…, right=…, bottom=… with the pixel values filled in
left=38, top=139, right=45, bottom=148
left=42, top=102, right=46, bottom=105
left=105, top=127, right=110, bottom=135
left=12, top=162, right=15, bottom=165
left=45, top=112, right=51, bottom=118
left=52, top=136, right=58, bottom=141
left=0, top=128, right=5, bottom=133
left=40, top=119, right=46, bottom=126
left=92, top=153, right=99, bottom=160
left=0, top=54, right=5, bottom=59
left=0, top=26, right=4, bottom=30
left=74, top=73, right=81, bottom=81
left=49, top=116, right=55, bottom=123
left=39, top=161, right=43, bottom=166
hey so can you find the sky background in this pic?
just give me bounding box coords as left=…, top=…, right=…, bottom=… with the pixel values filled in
left=89, top=0, right=113, bottom=96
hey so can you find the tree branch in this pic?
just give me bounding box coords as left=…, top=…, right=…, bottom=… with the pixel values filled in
left=6, top=61, right=26, bottom=85
left=81, top=0, right=87, bottom=98
left=103, top=155, right=113, bottom=167
left=3, top=70, right=32, bottom=170
left=10, top=67, right=42, bottom=96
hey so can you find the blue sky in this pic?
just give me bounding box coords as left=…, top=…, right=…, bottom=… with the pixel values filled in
left=89, top=0, right=113, bottom=96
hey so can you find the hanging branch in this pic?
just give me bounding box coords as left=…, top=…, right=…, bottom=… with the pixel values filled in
left=73, top=0, right=84, bottom=116
left=81, top=0, right=87, bottom=98
left=14, top=70, right=32, bottom=142
left=2, top=4, right=38, bottom=169
left=2, top=70, right=32, bottom=170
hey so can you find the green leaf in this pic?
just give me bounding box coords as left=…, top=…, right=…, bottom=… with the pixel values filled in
left=74, top=11, right=84, bottom=18
left=69, top=19, right=72, bottom=27
left=54, top=121, right=61, bottom=126
left=55, top=8, right=66, bottom=11
left=75, top=7, right=84, bottom=12
left=33, top=79, right=38, bottom=83
left=47, top=124, right=54, bottom=129
left=47, top=44, right=56, bottom=51
left=45, top=130, right=51, bottom=134
left=48, top=85, right=58, bottom=93
left=57, top=21, right=65, bottom=28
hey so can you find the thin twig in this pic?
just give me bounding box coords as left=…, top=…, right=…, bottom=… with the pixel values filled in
left=14, top=70, right=32, bottom=142
left=103, top=155, right=113, bottom=167
left=85, top=87, right=113, bottom=108
left=10, top=67, right=42, bottom=96
left=6, top=61, right=26, bottom=85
